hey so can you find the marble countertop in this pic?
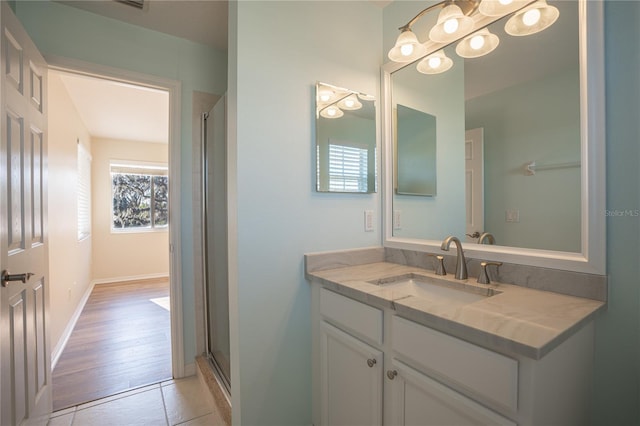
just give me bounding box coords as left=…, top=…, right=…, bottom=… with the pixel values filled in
left=307, top=261, right=606, bottom=359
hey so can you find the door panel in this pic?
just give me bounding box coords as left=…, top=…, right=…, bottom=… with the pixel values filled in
left=31, top=129, right=43, bottom=245
left=465, top=128, right=484, bottom=242
left=1, top=3, right=50, bottom=425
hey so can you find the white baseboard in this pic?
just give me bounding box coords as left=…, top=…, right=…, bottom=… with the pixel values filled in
left=51, top=281, right=96, bottom=370
left=92, top=273, right=169, bottom=285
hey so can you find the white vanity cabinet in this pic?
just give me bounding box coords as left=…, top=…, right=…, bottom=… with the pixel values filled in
left=320, top=322, right=383, bottom=426
left=312, top=286, right=595, bottom=426
left=388, top=359, right=515, bottom=426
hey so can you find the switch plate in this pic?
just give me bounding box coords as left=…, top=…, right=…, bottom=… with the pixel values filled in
left=506, top=209, right=520, bottom=223
left=393, top=210, right=402, bottom=230
left=364, top=210, right=374, bottom=232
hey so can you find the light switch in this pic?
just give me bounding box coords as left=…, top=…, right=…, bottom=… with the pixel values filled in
left=364, top=210, right=374, bottom=232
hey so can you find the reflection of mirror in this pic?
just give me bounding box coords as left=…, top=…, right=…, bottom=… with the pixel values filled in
left=382, top=0, right=606, bottom=274
left=315, top=82, right=377, bottom=193
left=395, top=105, right=437, bottom=196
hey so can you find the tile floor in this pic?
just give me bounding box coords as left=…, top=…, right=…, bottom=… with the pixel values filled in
left=47, top=376, right=226, bottom=426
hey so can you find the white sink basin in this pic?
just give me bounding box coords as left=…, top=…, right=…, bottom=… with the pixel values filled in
left=368, top=273, right=497, bottom=304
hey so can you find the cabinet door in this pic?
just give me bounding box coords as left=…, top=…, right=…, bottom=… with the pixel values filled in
left=320, top=322, right=383, bottom=426
left=389, top=359, right=516, bottom=426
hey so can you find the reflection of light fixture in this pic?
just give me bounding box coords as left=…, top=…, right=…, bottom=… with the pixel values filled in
left=505, top=0, right=559, bottom=36
left=456, top=28, right=500, bottom=58
left=317, top=82, right=373, bottom=119
left=338, top=95, right=363, bottom=111
left=416, top=50, right=453, bottom=74
left=387, top=0, right=559, bottom=75
left=320, top=105, right=344, bottom=119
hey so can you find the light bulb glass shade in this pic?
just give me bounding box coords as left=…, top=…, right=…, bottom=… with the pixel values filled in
left=317, top=86, right=334, bottom=103
left=504, top=0, right=559, bottom=36
left=357, top=93, right=375, bottom=101
left=455, top=28, right=500, bottom=58
left=478, top=0, right=529, bottom=17
left=416, top=50, right=454, bottom=75
left=337, top=95, right=363, bottom=110
left=388, top=29, right=428, bottom=63
left=320, top=106, right=344, bottom=119
left=429, top=4, right=474, bottom=43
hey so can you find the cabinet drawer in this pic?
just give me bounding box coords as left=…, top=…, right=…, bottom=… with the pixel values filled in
left=320, top=288, right=383, bottom=345
left=392, top=316, right=518, bottom=411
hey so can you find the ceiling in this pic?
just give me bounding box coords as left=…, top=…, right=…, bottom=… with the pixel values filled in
left=57, top=0, right=228, bottom=51
left=56, top=71, right=170, bottom=144
left=52, top=0, right=227, bottom=144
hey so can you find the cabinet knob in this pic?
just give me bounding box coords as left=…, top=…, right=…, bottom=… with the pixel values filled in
left=367, top=358, right=377, bottom=368
left=387, top=370, right=398, bottom=380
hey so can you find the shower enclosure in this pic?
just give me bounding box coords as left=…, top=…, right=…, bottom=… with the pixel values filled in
left=202, top=94, right=230, bottom=392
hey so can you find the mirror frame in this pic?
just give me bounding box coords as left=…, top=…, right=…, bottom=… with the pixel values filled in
left=381, top=0, right=605, bottom=275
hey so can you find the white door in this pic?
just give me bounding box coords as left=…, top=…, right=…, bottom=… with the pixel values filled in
left=465, top=128, right=484, bottom=243
left=320, top=321, right=383, bottom=426
left=389, top=359, right=515, bottom=426
left=0, top=3, right=51, bottom=425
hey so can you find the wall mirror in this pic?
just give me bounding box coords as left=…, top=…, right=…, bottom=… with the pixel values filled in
left=382, top=0, right=605, bottom=274
left=316, top=82, right=377, bottom=193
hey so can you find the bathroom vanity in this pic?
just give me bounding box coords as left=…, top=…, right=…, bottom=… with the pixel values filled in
left=306, top=249, right=605, bottom=426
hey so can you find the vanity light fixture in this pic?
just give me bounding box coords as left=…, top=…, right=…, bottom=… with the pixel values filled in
left=428, top=3, right=475, bottom=43
left=388, top=0, right=559, bottom=73
left=388, top=29, right=428, bottom=63
left=478, top=0, right=529, bottom=16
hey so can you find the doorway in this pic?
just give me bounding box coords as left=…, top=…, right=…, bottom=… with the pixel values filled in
left=47, top=66, right=178, bottom=410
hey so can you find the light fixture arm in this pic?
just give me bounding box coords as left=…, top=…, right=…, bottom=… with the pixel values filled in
left=398, top=0, right=480, bottom=32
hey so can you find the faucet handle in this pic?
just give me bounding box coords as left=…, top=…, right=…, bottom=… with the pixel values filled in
left=477, top=261, right=503, bottom=284
left=427, top=254, right=446, bottom=276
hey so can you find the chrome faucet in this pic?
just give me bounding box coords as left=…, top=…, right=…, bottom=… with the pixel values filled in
left=440, top=236, right=468, bottom=280
left=478, top=232, right=496, bottom=245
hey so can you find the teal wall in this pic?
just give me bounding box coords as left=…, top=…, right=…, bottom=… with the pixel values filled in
left=231, top=1, right=382, bottom=423
left=466, top=66, right=581, bottom=252
left=15, top=1, right=227, bottom=367
left=593, top=1, right=640, bottom=424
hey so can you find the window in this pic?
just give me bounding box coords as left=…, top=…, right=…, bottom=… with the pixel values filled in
left=77, top=143, right=92, bottom=241
left=111, top=162, right=168, bottom=231
left=328, top=143, right=369, bottom=192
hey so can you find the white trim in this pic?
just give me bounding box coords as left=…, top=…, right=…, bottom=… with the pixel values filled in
left=44, top=55, right=186, bottom=378
left=184, top=362, right=196, bottom=377
left=91, top=273, right=170, bottom=286
left=51, top=281, right=96, bottom=370
left=381, top=0, right=606, bottom=275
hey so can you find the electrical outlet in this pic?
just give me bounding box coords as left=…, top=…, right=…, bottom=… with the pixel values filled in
left=393, top=210, right=402, bottom=230
left=506, top=209, right=520, bottom=223
left=364, top=210, right=374, bottom=232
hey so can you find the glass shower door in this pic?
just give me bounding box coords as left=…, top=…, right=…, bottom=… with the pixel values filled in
left=203, top=94, right=230, bottom=390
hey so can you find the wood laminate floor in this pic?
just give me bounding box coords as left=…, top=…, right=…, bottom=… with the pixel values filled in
left=52, top=278, right=172, bottom=411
